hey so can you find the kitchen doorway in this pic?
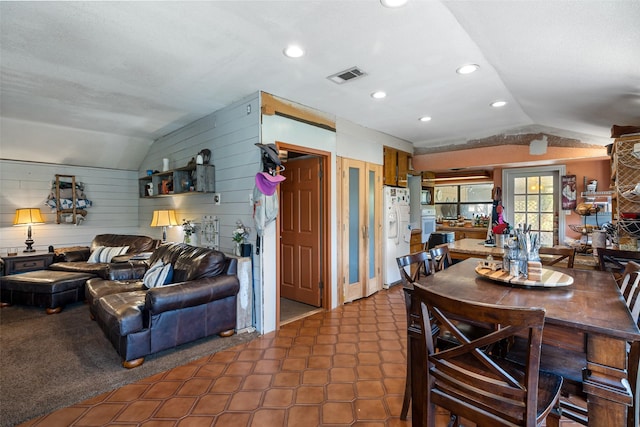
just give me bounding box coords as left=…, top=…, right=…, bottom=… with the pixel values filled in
left=277, top=143, right=331, bottom=327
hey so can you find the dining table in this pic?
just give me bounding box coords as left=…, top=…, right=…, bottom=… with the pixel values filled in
left=406, top=257, right=640, bottom=427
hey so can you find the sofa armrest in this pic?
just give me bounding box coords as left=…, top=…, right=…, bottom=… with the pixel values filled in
left=106, top=262, right=148, bottom=281
left=53, top=246, right=90, bottom=262
left=145, top=275, right=240, bottom=314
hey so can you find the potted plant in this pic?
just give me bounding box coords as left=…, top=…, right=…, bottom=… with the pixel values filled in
left=182, top=219, right=197, bottom=245
left=232, top=220, right=250, bottom=256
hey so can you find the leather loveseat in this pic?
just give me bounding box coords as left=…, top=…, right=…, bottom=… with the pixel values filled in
left=86, top=242, right=239, bottom=368
left=49, top=234, right=161, bottom=279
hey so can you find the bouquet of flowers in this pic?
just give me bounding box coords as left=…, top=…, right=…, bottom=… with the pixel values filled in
left=232, top=220, right=250, bottom=244
left=182, top=219, right=197, bottom=243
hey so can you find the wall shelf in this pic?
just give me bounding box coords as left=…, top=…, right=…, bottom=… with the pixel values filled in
left=139, top=164, right=214, bottom=198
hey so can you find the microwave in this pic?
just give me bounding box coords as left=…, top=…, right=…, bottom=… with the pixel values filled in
left=420, top=189, right=433, bottom=205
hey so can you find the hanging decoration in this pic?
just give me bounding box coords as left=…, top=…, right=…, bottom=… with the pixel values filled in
left=253, top=143, right=286, bottom=254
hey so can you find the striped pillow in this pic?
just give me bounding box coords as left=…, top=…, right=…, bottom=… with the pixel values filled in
left=87, top=246, right=129, bottom=263
left=143, top=260, right=174, bottom=288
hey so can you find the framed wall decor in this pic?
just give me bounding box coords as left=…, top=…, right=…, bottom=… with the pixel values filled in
left=561, top=174, right=577, bottom=210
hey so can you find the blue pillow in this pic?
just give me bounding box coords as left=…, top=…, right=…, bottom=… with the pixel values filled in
left=143, top=260, right=174, bottom=288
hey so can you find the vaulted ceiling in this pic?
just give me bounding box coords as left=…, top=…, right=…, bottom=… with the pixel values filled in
left=1, top=1, right=639, bottom=169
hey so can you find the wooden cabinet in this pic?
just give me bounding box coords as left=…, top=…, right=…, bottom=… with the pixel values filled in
left=139, top=164, right=215, bottom=198
left=436, top=225, right=487, bottom=241
left=1, top=252, right=54, bottom=276
left=421, top=171, right=435, bottom=205
left=383, top=146, right=411, bottom=187
left=410, top=229, right=423, bottom=253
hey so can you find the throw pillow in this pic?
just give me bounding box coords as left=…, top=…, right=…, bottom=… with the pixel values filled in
left=143, top=260, right=174, bottom=288
left=87, top=246, right=105, bottom=263
left=87, top=246, right=129, bottom=263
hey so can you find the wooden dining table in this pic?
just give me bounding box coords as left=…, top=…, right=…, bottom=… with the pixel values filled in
left=406, top=258, right=640, bottom=427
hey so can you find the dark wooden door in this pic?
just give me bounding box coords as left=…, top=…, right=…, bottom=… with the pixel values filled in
left=280, top=156, right=322, bottom=307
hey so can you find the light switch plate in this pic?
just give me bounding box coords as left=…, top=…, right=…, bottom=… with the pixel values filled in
left=213, top=193, right=221, bottom=205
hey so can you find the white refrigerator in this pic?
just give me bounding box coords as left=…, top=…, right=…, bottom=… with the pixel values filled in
left=382, top=186, right=412, bottom=288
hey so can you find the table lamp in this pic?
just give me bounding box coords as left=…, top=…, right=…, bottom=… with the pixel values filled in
left=13, top=208, right=45, bottom=252
left=150, top=209, right=178, bottom=242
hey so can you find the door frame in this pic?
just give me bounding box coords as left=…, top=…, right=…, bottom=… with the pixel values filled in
left=275, top=142, right=332, bottom=328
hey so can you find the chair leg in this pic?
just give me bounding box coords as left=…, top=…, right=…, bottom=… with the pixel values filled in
left=401, top=334, right=411, bottom=420
left=546, top=406, right=561, bottom=427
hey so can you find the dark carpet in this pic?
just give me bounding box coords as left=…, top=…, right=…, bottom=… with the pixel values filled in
left=0, top=302, right=258, bottom=427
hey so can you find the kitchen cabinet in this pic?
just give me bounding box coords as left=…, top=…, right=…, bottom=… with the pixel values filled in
left=139, top=164, right=215, bottom=198
left=436, top=225, right=488, bottom=241
left=409, top=229, right=423, bottom=277
left=383, top=146, right=410, bottom=187
left=421, top=171, right=435, bottom=205
left=410, top=229, right=423, bottom=253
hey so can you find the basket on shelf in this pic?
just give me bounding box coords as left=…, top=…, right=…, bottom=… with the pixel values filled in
left=618, top=219, right=640, bottom=238
left=568, top=224, right=597, bottom=235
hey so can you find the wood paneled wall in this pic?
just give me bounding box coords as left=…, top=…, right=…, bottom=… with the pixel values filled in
left=137, top=92, right=260, bottom=254
left=0, top=160, right=140, bottom=251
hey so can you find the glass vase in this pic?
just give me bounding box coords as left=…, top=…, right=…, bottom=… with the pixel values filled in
left=234, top=242, right=241, bottom=256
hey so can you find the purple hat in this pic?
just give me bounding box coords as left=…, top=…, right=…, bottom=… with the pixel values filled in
left=255, top=172, right=285, bottom=196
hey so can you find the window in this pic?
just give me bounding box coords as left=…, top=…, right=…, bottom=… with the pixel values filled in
left=434, top=183, right=494, bottom=219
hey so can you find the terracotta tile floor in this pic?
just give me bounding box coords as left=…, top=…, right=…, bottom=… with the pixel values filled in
left=20, top=285, right=584, bottom=426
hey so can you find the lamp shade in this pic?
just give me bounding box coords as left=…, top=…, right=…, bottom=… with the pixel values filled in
left=150, top=210, right=179, bottom=227
left=13, top=208, right=45, bottom=225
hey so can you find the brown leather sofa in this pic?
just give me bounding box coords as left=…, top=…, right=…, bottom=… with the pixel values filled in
left=49, top=234, right=161, bottom=279
left=86, top=243, right=239, bottom=368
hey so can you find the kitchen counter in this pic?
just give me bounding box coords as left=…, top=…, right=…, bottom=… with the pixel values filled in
left=446, top=238, right=598, bottom=270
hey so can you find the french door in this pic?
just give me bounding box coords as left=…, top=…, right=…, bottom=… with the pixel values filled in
left=338, top=157, right=382, bottom=303
left=503, top=166, right=566, bottom=246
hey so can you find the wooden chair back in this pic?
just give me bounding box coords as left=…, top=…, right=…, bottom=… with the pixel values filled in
left=620, top=270, right=640, bottom=327
left=597, top=248, right=640, bottom=276
left=429, top=244, right=452, bottom=272
left=396, top=251, right=431, bottom=286
left=539, top=246, right=576, bottom=268
left=414, top=285, right=563, bottom=427
left=395, top=252, right=433, bottom=420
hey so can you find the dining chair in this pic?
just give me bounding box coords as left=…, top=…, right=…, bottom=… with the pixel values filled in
left=539, top=246, right=576, bottom=268
left=508, top=266, right=640, bottom=427
left=621, top=270, right=640, bottom=325
left=413, top=285, right=563, bottom=427
left=618, top=261, right=640, bottom=290
left=619, top=269, right=640, bottom=427
left=597, top=248, right=640, bottom=282
left=429, top=243, right=452, bottom=272
left=427, top=243, right=490, bottom=352
left=396, top=251, right=431, bottom=285
left=396, top=251, right=433, bottom=420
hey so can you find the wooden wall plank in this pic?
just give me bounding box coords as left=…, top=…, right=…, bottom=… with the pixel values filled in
left=0, top=160, right=141, bottom=252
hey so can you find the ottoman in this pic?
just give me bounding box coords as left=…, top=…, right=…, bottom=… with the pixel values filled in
left=0, top=270, right=93, bottom=314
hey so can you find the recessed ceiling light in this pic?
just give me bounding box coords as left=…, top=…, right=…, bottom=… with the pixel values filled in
left=283, top=45, right=305, bottom=58
left=380, top=0, right=408, bottom=7
left=490, top=100, right=507, bottom=108
left=371, top=91, right=387, bottom=99
left=419, top=116, right=432, bottom=122
left=456, top=64, right=479, bottom=75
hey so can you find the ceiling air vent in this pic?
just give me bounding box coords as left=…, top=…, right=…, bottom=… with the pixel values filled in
left=327, top=67, right=367, bottom=84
